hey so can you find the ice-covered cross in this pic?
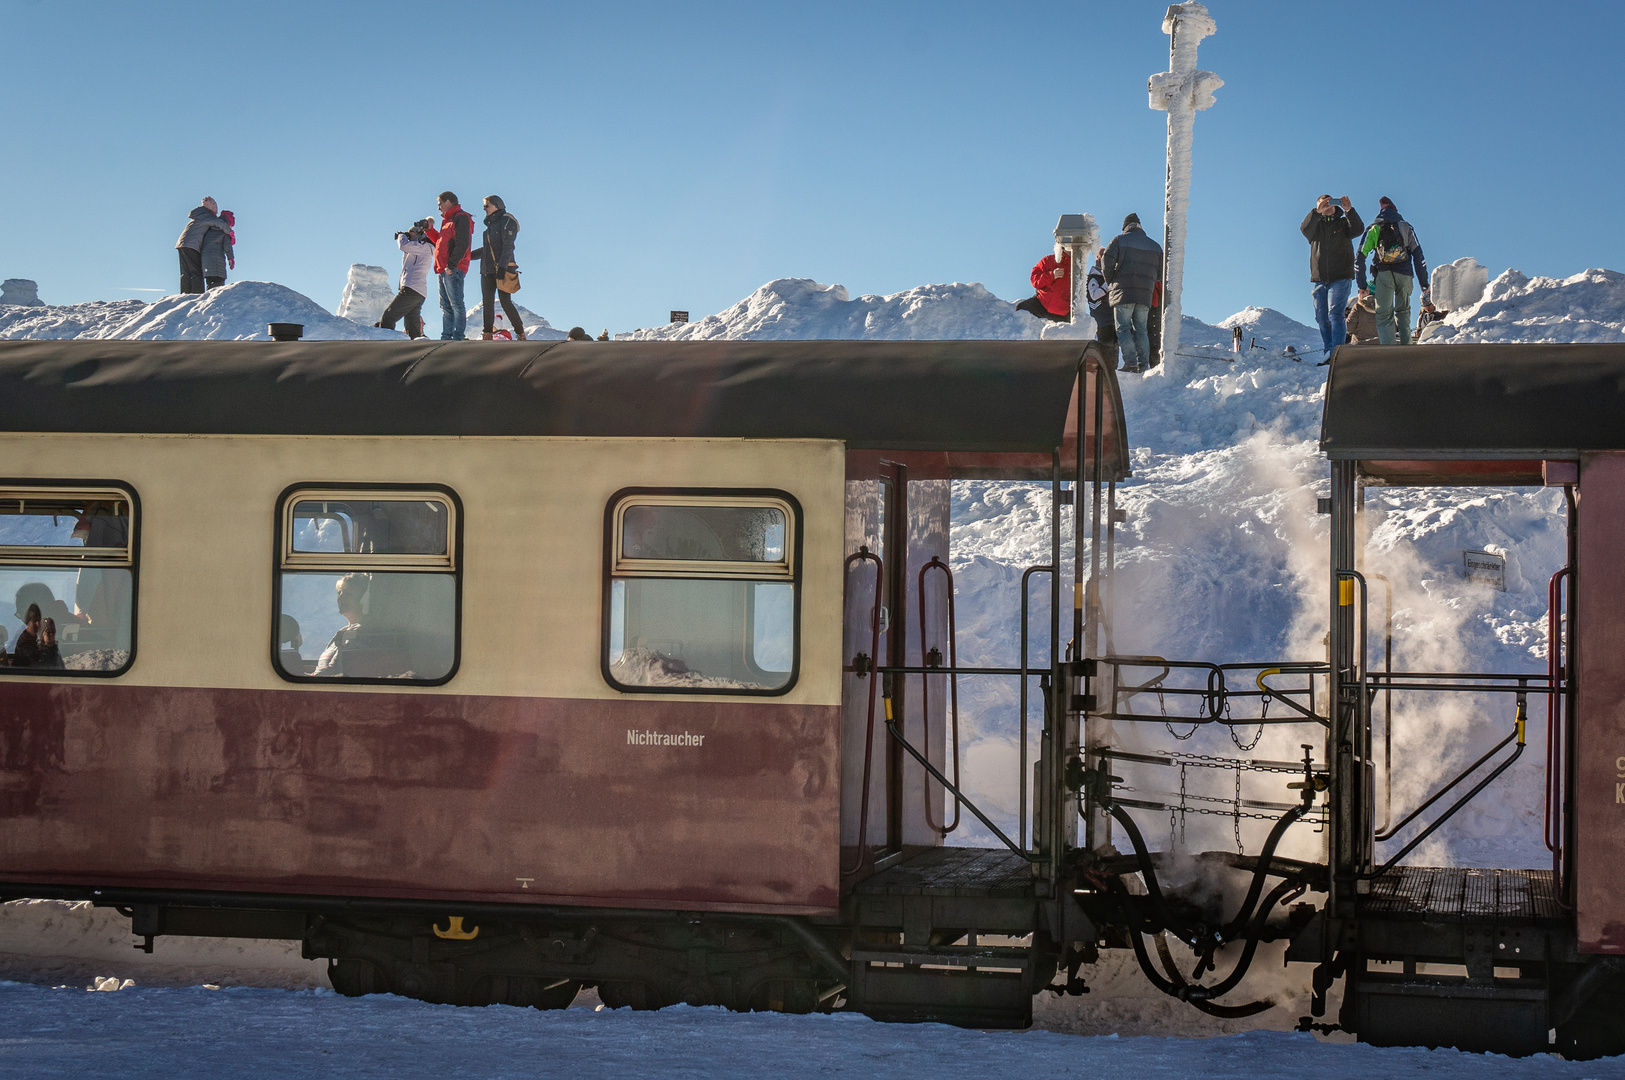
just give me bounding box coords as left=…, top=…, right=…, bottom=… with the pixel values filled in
left=1148, top=2, right=1222, bottom=376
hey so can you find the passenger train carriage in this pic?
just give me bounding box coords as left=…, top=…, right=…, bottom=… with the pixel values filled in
left=0, top=337, right=1621, bottom=1056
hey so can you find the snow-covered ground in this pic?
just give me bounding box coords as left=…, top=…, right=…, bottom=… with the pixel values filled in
left=5, top=979, right=1622, bottom=1078
left=0, top=280, right=398, bottom=341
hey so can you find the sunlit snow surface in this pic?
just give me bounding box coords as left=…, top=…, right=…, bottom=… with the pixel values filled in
left=4, top=983, right=1621, bottom=1078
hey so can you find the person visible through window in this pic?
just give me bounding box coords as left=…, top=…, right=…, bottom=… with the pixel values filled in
left=279, top=614, right=305, bottom=675
left=37, top=618, right=63, bottom=668
left=311, top=573, right=368, bottom=677
left=11, top=603, right=42, bottom=667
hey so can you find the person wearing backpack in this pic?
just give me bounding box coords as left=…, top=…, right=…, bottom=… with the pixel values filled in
left=1300, top=194, right=1364, bottom=358
left=1086, top=248, right=1117, bottom=366
left=1357, top=197, right=1429, bottom=345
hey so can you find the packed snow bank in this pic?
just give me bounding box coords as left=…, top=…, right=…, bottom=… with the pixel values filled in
left=1, top=278, right=44, bottom=306
left=0, top=281, right=403, bottom=341
left=335, top=264, right=394, bottom=325
left=1425, top=267, right=1625, bottom=343
left=618, top=278, right=1092, bottom=341
left=7, top=981, right=1618, bottom=1079
left=0, top=901, right=322, bottom=991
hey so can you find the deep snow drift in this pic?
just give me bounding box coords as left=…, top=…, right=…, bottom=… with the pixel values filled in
left=0, top=281, right=400, bottom=341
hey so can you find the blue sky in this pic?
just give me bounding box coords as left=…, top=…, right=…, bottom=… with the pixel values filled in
left=5, top=0, right=1623, bottom=336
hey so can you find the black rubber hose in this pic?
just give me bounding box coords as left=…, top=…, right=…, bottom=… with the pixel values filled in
left=1105, top=802, right=1196, bottom=939
left=1112, top=881, right=1278, bottom=1019
left=1218, top=803, right=1305, bottom=940
left=1201, top=877, right=1301, bottom=1000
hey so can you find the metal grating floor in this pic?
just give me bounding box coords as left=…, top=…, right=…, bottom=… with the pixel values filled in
left=1361, top=866, right=1562, bottom=923
left=853, top=847, right=1036, bottom=899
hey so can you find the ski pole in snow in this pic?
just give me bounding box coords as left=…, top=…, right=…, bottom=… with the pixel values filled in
left=1149, top=3, right=1222, bottom=378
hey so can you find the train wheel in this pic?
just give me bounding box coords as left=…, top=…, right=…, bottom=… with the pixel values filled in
left=327, top=958, right=384, bottom=997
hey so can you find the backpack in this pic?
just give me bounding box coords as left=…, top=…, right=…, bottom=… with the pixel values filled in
left=1373, top=218, right=1411, bottom=265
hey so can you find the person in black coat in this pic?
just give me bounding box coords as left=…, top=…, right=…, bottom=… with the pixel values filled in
left=1102, top=214, right=1163, bottom=372
left=1300, top=195, right=1364, bottom=358
left=470, top=195, right=525, bottom=341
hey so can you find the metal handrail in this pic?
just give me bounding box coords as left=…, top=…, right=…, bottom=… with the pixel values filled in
left=1019, top=564, right=1054, bottom=851
left=918, top=556, right=961, bottom=836
left=841, top=547, right=884, bottom=876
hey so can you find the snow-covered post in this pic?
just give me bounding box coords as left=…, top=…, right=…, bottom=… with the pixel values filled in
left=1148, top=3, right=1222, bottom=376
left=1054, top=214, right=1099, bottom=329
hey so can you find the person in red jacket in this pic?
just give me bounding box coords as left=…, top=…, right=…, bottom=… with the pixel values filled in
left=423, top=191, right=475, bottom=340
left=1015, top=244, right=1071, bottom=322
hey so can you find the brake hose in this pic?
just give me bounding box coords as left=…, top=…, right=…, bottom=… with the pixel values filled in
left=1110, top=880, right=1277, bottom=1019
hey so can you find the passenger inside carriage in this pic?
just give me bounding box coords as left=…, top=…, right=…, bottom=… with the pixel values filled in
left=311, top=573, right=369, bottom=677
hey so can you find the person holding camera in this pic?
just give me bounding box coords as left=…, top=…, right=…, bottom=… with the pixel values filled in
left=1300, top=194, right=1364, bottom=358
left=470, top=195, right=524, bottom=341
left=374, top=219, right=435, bottom=339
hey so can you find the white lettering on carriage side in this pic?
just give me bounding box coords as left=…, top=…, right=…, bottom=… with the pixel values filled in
left=1617, top=782, right=1624, bottom=805
left=625, top=729, right=706, bottom=747
left=1616, top=755, right=1625, bottom=777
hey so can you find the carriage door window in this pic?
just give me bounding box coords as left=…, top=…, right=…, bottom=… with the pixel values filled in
left=605, top=492, right=799, bottom=694
left=0, top=487, right=135, bottom=674
left=275, top=489, right=459, bottom=684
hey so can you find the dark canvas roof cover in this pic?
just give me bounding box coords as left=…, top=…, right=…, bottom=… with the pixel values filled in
left=0, top=338, right=1129, bottom=479
left=1321, top=343, right=1625, bottom=462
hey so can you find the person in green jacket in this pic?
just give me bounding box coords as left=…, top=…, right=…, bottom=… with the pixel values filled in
left=1356, top=197, right=1429, bottom=345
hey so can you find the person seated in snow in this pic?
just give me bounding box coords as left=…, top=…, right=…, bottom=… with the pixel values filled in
left=375, top=219, right=434, bottom=339
left=1414, top=300, right=1448, bottom=342
left=1340, top=290, right=1380, bottom=352
left=173, top=197, right=231, bottom=295
left=201, top=209, right=235, bottom=290
left=566, top=326, right=593, bottom=342
left=1014, top=244, right=1071, bottom=322
left=469, top=195, right=525, bottom=341
left=1103, top=213, right=1163, bottom=373
left=1356, top=196, right=1429, bottom=345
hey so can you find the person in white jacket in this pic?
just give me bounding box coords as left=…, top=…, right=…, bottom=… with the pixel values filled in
left=375, top=220, right=435, bottom=339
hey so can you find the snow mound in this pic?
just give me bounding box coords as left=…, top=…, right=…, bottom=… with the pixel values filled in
left=1, top=279, right=44, bottom=306
left=619, top=277, right=1086, bottom=341
left=1429, top=257, right=1489, bottom=313
left=0, top=281, right=400, bottom=341
left=1425, top=267, right=1625, bottom=344
left=335, top=264, right=394, bottom=326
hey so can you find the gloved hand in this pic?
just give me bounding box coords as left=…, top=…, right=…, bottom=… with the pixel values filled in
left=228, top=258, right=235, bottom=270
left=1051, top=266, right=1066, bottom=279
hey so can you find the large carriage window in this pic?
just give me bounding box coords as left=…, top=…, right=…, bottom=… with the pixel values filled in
left=0, top=487, right=134, bottom=674
left=274, top=489, right=458, bottom=684
left=605, top=493, right=798, bottom=694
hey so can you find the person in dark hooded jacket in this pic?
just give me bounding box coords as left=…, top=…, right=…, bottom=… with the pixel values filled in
left=174, top=197, right=230, bottom=294
left=470, top=195, right=525, bottom=341
left=1300, top=195, right=1364, bottom=357
left=1102, top=213, right=1162, bottom=372
left=201, top=209, right=235, bottom=289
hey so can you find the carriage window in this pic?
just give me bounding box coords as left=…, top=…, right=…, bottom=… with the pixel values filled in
left=275, top=490, right=459, bottom=684
left=605, top=493, right=798, bottom=694
left=0, top=488, right=135, bottom=675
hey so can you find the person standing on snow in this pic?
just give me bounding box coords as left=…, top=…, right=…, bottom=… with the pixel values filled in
left=1086, top=248, right=1117, bottom=365
left=173, top=197, right=231, bottom=295
left=1357, top=196, right=1429, bottom=345
left=201, top=209, right=236, bottom=290
left=425, top=191, right=475, bottom=340
left=375, top=219, right=435, bottom=339
left=1102, top=213, right=1163, bottom=373
left=469, top=195, right=525, bottom=341
left=1300, top=194, right=1364, bottom=358
left=1015, top=244, right=1072, bottom=323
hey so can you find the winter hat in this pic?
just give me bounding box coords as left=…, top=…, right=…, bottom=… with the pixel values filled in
left=1123, top=213, right=1141, bottom=229
left=221, top=210, right=235, bottom=226
left=484, top=194, right=505, bottom=211
left=1378, top=196, right=1395, bottom=210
